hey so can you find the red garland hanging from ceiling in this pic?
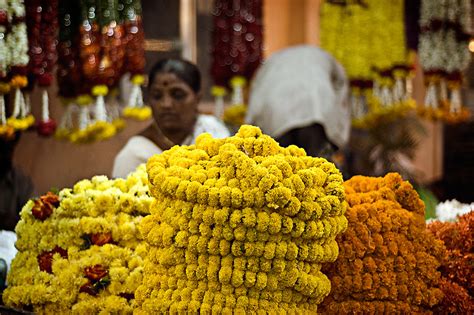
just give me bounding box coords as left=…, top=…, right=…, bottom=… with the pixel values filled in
left=210, top=0, right=263, bottom=87
left=25, top=0, right=58, bottom=88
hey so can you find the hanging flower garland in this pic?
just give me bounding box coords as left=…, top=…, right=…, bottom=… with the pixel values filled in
left=0, top=0, right=14, bottom=139
left=135, top=125, right=348, bottom=313
left=3, top=165, right=153, bottom=313
left=223, top=75, right=247, bottom=130
left=210, top=0, right=263, bottom=87
left=25, top=0, right=59, bottom=137
left=120, top=0, right=150, bottom=121
left=320, top=0, right=415, bottom=129
left=418, top=0, right=471, bottom=123
left=65, top=0, right=123, bottom=144
left=55, top=0, right=81, bottom=141
left=320, top=173, right=445, bottom=313
left=4, top=0, right=34, bottom=132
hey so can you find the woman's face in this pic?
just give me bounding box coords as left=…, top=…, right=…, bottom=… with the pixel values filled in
left=148, top=72, right=199, bottom=133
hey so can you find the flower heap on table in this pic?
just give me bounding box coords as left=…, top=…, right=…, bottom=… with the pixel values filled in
left=2, top=165, right=153, bottom=314
left=427, top=211, right=474, bottom=314
left=135, top=125, right=348, bottom=314
left=320, top=173, right=445, bottom=314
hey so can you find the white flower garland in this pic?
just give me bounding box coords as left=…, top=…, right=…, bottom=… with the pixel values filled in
left=419, top=0, right=471, bottom=74
left=418, top=0, right=471, bottom=118
left=0, top=0, right=10, bottom=78
left=6, top=0, right=28, bottom=68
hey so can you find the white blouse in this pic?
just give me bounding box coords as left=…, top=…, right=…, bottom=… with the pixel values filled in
left=112, top=114, right=230, bottom=178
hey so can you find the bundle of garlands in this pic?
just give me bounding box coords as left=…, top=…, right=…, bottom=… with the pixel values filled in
left=135, top=125, right=348, bottom=313
left=418, top=0, right=472, bottom=123
left=55, top=0, right=147, bottom=144
left=320, top=173, right=445, bottom=313
left=0, top=0, right=34, bottom=140
left=427, top=211, right=474, bottom=314
left=3, top=165, right=153, bottom=313
left=320, top=0, right=416, bottom=129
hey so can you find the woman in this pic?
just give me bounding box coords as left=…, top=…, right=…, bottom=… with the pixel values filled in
left=246, top=45, right=351, bottom=158
left=113, top=59, right=230, bottom=178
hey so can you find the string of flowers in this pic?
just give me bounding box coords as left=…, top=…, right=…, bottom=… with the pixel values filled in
left=135, top=125, right=348, bottom=314
left=3, top=165, right=153, bottom=313
left=0, top=0, right=14, bottom=139
left=319, top=173, right=445, bottom=314
left=418, top=0, right=472, bottom=123
left=25, top=0, right=58, bottom=137
left=120, top=0, right=150, bottom=121
left=3, top=0, right=35, bottom=133
left=222, top=76, right=247, bottom=131
left=210, top=0, right=263, bottom=87
left=66, top=0, right=119, bottom=144
left=320, top=0, right=415, bottom=129
left=54, top=0, right=81, bottom=141
left=427, top=211, right=473, bottom=305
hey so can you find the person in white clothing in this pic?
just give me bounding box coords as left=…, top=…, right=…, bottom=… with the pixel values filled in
left=113, top=59, right=229, bottom=178
left=246, top=45, right=351, bottom=158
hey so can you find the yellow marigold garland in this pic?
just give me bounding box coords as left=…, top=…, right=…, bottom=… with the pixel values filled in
left=320, top=1, right=414, bottom=128
left=3, top=165, right=152, bottom=314
left=319, top=173, right=445, bottom=314
left=134, top=125, right=348, bottom=314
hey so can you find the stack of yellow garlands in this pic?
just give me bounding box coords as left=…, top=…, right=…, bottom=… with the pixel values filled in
left=320, top=173, right=445, bottom=314
left=3, top=165, right=152, bottom=314
left=135, top=125, right=348, bottom=313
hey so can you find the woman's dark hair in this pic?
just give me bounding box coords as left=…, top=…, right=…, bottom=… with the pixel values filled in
left=148, top=59, right=201, bottom=93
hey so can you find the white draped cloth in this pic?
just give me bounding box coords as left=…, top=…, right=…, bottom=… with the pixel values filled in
left=245, top=45, right=351, bottom=149
left=112, top=114, right=230, bottom=178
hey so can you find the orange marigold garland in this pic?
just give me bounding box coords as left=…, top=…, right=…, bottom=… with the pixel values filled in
left=320, top=173, right=445, bottom=314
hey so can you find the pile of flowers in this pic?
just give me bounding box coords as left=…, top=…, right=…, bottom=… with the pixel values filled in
left=134, top=125, right=348, bottom=313
left=320, top=173, right=445, bottom=314
left=434, top=199, right=474, bottom=222
left=427, top=211, right=474, bottom=314
left=2, top=165, right=152, bottom=313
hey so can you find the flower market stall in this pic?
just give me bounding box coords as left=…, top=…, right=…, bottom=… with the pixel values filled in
left=1, top=0, right=473, bottom=314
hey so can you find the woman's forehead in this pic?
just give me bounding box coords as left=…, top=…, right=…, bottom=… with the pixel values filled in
left=151, top=72, right=184, bottom=87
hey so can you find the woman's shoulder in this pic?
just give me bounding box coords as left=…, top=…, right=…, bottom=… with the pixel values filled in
left=112, top=135, right=162, bottom=178
left=119, top=135, right=161, bottom=157
left=194, top=114, right=230, bottom=138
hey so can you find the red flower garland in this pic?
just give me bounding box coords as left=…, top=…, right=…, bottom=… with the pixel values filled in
left=25, top=0, right=58, bottom=88
left=210, top=0, right=263, bottom=87
left=56, top=0, right=82, bottom=99
left=122, top=0, right=145, bottom=76
left=427, top=211, right=474, bottom=313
